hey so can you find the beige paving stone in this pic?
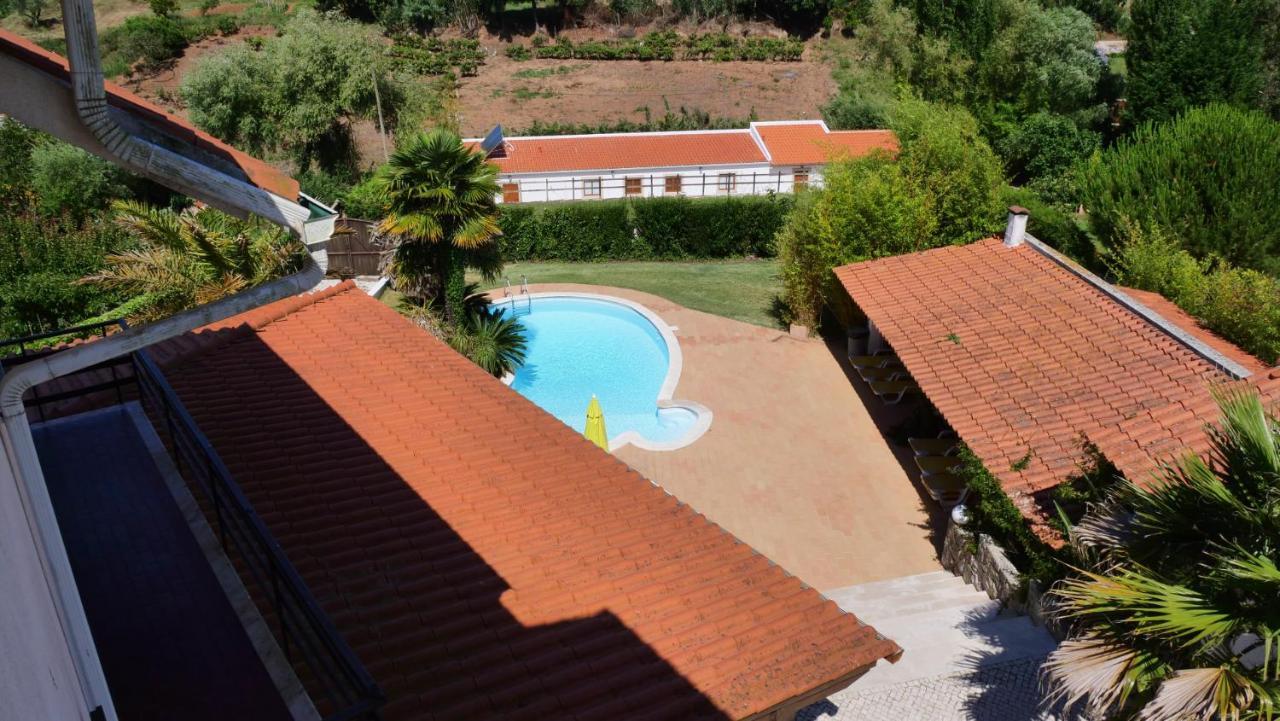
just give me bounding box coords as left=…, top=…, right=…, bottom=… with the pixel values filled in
left=516, top=284, right=946, bottom=591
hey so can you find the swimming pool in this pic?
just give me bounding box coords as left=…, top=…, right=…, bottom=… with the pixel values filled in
left=493, top=293, right=710, bottom=451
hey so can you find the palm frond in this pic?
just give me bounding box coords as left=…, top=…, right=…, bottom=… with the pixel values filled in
left=1041, top=635, right=1169, bottom=716
left=1137, top=666, right=1266, bottom=721
left=1055, top=569, right=1240, bottom=650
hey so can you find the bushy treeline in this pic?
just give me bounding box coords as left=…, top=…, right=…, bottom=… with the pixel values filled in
left=1107, top=220, right=1280, bottom=365
left=496, top=195, right=792, bottom=261
left=517, top=106, right=751, bottom=135
left=505, top=30, right=804, bottom=61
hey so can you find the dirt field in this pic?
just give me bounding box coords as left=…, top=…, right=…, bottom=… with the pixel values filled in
left=454, top=50, right=834, bottom=136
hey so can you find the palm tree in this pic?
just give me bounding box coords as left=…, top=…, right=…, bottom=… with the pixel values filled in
left=448, top=308, right=528, bottom=378
left=373, top=129, right=501, bottom=324
left=81, top=200, right=304, bottom=322
left=1042, top=389, right=1280, bottom=720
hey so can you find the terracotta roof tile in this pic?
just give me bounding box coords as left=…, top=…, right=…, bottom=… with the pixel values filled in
left=0, top=28, right=299, bottom=200
left=156, top=283, right=898, bottom=720
left=467, top=123, right=897, bottom=174
left=835, top=239, right=1280, bottom=535
left=753, top=123, right=897, bottom=165
left=475, top=130, right=767, bottom=174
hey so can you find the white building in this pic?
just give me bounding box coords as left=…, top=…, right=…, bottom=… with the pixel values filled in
left=465, top=120, right=897, bottom=204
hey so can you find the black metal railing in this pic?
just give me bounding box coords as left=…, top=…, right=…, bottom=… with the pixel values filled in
left=1, top=324, right=383, bottom=721
left=0, top=320, right=132, bottom=422
left=131, top=349, right=383, bottom=721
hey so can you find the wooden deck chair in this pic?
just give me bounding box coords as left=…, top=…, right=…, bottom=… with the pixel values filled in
left=857, top=364, right=910, bottom=384
left=915, top=455, right=962, bottom=476
left=847, top=353, right=900, bottom=370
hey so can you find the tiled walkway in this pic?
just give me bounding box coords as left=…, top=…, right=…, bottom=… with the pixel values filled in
left=520, top=284, right=944, bottom=591
left=799, top=656, right=1075, bottom=721
left=33, top=406, right=292, bottom=721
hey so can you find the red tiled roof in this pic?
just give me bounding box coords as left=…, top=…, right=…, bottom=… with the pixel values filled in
left=834, top=238, right=1280, bottom=533
left=467, top=123, right=897, bottom=174
left=1118, top=286, right=1271, bottom=375
left=753, top=124, right=897, bottom=166
left=0, top=28, right=299, bottom=200
left=157, top=283, right=899, bottom=721
left=475, top=131, right=768, bottom=174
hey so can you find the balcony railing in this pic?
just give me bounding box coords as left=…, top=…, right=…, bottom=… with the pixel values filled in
left=1, top=322, right=384, bottom=721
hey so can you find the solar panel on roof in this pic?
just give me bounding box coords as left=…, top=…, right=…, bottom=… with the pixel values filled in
left=480, top=125, right=504, bottom=156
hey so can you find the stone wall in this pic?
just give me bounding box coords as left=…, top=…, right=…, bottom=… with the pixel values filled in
left=941, top=518, right=1066, bottom=640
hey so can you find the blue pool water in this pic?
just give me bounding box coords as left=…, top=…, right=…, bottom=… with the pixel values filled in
left=495, top=296, right=696, bottom=445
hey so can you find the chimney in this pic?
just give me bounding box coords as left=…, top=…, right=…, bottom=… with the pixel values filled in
left=1004, top=206, right=1029, bottom=247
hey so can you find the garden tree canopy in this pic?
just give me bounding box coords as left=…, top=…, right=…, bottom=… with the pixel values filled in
left=997, top=111, right=1100, bottom=187
left=1044, top=390, right=1280, bottom=721
left=778, top=99, right=1004, bottom=328
left=1077, top=104, right=1280, bottom=275
left=373, top=129, right=502, bottom=323
left=978, top=2, right=1101, bottom=117
left=181, top=10, right=400, bottom=173
left=906, top=0, right=998, bottom=60
left=1126, top=0, right=1269, bottom=123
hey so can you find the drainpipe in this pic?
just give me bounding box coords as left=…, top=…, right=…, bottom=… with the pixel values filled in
left=0, top=2, right=333, bottom=717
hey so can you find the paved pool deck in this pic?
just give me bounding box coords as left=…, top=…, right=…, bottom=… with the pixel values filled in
left=513, top=284, right=945, bottom=591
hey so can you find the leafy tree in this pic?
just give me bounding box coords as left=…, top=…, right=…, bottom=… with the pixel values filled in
left=373, top=129, right=502, bottom=323
left=777, top=156, right=933, bottom=327
left=980, top=3, right=1101, bottom=116
left=1127, top=0, right=1268, bottom=123
left=891, top=98, right=1005, bottom=245
left=81, top=201, right=305, bottom=322
left=1044, top=390, right=1280, bottom=720
left=0, top=214, right=132, bottom=338
left=181, top=10, right=398, bottom=173
left=29, top=143, right=126, bottom=220
left=149, top=0, right=177, bottom=16
left=100, top=15, right=189, bottom=71
left=1077, top=104, right=1280, bottom=275
left=12, top=0, right=48, bottom=27
left=907, top=0, right=997, bottom=60
left=0, top=118, right=38, bottom=214
left=998, top=111, right=1100, bottom=186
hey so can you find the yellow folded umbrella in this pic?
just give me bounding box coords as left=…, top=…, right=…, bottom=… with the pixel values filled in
left=584, top=395, right=609, bottom=451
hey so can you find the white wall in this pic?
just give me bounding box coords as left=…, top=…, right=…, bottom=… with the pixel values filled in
left=0, top=442, right=97, bottom=721
left=497, top=163, right=827, bottom=204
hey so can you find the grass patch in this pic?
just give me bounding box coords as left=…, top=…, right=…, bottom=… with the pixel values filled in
left=511, top=85, right=557, bottom=102
left=468, top=259, right=784, bottom=328
left=1107, top=53, right=1126, bottom=77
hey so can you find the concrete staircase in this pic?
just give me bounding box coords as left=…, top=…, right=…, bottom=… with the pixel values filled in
left=824, top=570, right=1058, bottom=691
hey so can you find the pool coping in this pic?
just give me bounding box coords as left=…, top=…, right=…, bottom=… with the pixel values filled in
left=492, top=291, right=713, bottom=453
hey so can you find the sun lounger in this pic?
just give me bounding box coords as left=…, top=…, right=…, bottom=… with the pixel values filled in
left=856, top=365, right=910, bottom=383
left=908, top=437, right=960, bottom=457
left=847, top=354, right=900, bottom=370
left=915, top=455, right=962, bottom=475
left=868, top=380, right=917, bottom=404
left=918, top=472, right=968, bottom=507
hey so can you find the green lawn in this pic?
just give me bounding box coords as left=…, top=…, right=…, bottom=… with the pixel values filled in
left=466, top=259, right=785, bottom=328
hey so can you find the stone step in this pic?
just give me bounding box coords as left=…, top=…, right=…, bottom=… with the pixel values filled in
left=855, top=615, right=1058, bottom=691
left=843, top=590, right=1000, bottom=627
left=857, top=597, right=1006, bottom=633
left=824, top=572, right=978, bottom=609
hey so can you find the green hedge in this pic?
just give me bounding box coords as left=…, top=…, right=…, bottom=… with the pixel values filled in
left=497, top=195, right=792, bottom=262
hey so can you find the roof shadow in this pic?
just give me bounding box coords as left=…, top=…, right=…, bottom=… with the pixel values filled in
left=158, top=325, right=732, bottom=721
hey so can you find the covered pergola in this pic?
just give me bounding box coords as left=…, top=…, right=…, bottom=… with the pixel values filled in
left=833, top=220, right=1280, bottom=534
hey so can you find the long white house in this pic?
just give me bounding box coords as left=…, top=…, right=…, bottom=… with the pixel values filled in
left=465, top=120, right=897, bottom=204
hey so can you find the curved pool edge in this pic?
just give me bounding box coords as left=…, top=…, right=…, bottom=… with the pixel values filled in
left=493, top=291, right=713, bottom=453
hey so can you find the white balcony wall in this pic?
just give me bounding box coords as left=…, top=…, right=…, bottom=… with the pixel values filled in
left=0, top=448, right=96, bottom=721
left=497, top=165, right=825, bottom=204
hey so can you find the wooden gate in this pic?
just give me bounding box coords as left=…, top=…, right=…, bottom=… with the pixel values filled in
left=327, top=218, right=382, bottom=276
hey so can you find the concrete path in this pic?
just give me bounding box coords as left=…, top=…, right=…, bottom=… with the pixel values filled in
left=517, top=284, right=944, bottom=590
left=802, top=571, right=1071, bottom=721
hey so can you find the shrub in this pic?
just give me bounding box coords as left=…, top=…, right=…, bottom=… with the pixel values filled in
left=955, top=446, right=1063, bottom=584
left=1107, top=220, right=1280, bottom=364
left=149, top=0, right=176, bottom=16
left=29, top=143, right=126, bottom=219
left=1078, top=104, right=1280, bottom=275
left=997, top=112, right=1099, bottom=186
left=100, top=16, right=188, bottom=72
left=496, top=195, right=791, bottom=262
